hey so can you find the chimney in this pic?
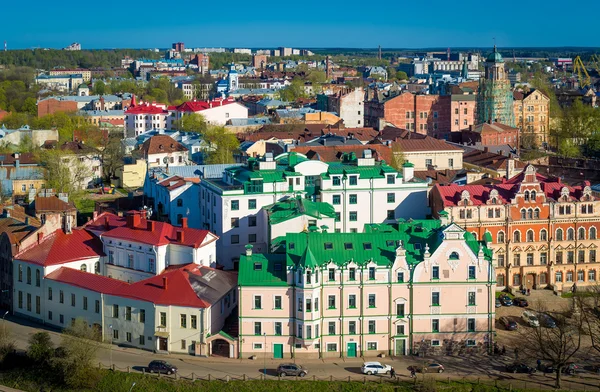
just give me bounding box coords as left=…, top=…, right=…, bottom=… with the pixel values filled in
left=245, top=244, right=253, bottom=256
left=37, top=232, right=44, bottom=244
left=147, top=220, right=155, bottom=231
left=104, top=216, right=110, bottom=230
left=177, top=230, right=185, bottom=243
left=127, top=212, right=141, bottom=229
left=483, top=146, right=489, bottom=153
left=181, top=217, right=188, bottom=228
left=162, top=277, right=168, bottom=290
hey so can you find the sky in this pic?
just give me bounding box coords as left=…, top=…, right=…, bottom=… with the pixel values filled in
left=2, top=0, right=600, bottom=49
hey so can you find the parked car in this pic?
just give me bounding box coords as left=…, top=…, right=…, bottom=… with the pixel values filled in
left=513, top=297, right=529, bottom=307
left=499, top=295, right=513, bottom=306
left=277, top=363, right=307, bottom=377
left=585, top=364, right=600, bottom=374
left=499, top=316, right=518, bottom=331
left=418, top=363, right=445, bottom=373
left=495, top=299, right=502, bottom=308
left=506, top=363, right=536, bottom=374
left=361, top=362, right=392, bottom=375
left=538, top=313, right=557, bottom=328
left=541, top=363, right=580, bottom=375
left=148, top=360, right=177, bottom=375
left=522, top=310, right=540, bottom=327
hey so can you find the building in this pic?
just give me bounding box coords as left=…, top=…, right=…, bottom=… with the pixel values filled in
left=190, top=54, right=210, bottom=75
left=0, top=125, right=58, bottom=147
left=457, top=122, right=520, bottom=147
left=317, top=88, right=364, bottom=128
left=238, top=219, right=494, bottom=358
left=172, top=42, right=185, bottom=52
left=448, top=93, right=477, bottom=137
left=35, top=74, right=84, bottom=93
left=476, top=47, right=515, bottom=126
left=139, top=135, right=189, bottom=168
left=0, top=153, right=45, bottom=200
left=143, top=172, right=200, bottom=227
left=63, top=43, right=81, bottom=51
left=513, top=89, right=550, bottom=147
left=252, top=55, right=268, bottom=69
left=461, top=148, right=525, bottom=179
left=38, top=94, right=125, bottom=117
left=279, top=47, right=293, bottom=57
left=430, top=164, right=600, bottom=292
left=124, top=98, right=171, bottom=137
left=200, top=151, right=430, bottom=269
left=171, top=98, right=248, bottom=127
left=31, top=193, right=77, bottom=226
left=115, top=158, right=147, bottom=189
left=57, top=141, right=102, bottom=189
left=49, top=69, right=92, bottom=82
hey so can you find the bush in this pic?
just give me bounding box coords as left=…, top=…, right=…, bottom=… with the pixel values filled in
left=27, top=332, right=54, bottom=364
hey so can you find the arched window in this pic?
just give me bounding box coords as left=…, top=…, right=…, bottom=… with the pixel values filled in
left=555, top=271, right=563, bottom=282
left=534, top=208, right=540, bottom=219
left=35, top=269, right=40, bottom=287
left=526, top=230, right=534, bottom=242
left=556, top=228, right=563, bottom=241
left=449, top=252, right=459, bottom=260
left=27, top=267, right=31, bottom=284
left=497, top=231, right=505, bottom=243
left=527, top=209, right=533, bottom=220
left=80, top=264, right=87, bottom=272
left=18, top=265, right=23, bottom=282
left=524, top=191, right=530, bottom=201
left=513, top=231, right=521, bottom=243
left=531, top=191, right=536, bottom=201
left=471, top=232, right=478, bottom=240
left=521, top=209, right=526, bottom=220
left=94, top=262, right=100, bottom=274
left=578, top=227, right=586, bottom=240
left=591, top=227, right=597, bottom=240
left=496, top=274, right=505, bottom=287
left=567, top=228, right=575, bottom=241
left=540, top=229, right=548, bottom=241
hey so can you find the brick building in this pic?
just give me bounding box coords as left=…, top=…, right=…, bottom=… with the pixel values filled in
left=431, top=165, right=600, bottom=293
left=37, top=98, right=78, bottom=117
left=513, top=89, right=550, bottom=148
left=252, top=54, right=268, bottom=69
left=455, top=122, right=519, bottom=147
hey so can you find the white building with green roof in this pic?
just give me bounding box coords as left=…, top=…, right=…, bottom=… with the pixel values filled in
left=200, top=151, right=429, bottom=269
left=237, top=220, right=495, bottom=359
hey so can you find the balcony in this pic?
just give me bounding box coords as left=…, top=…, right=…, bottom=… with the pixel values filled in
left=244, top=183, right=264, bottom=194
left=155, top=326, right=169, bottom=338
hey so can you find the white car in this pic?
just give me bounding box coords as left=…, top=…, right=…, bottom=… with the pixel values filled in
left=361, top=361, right=392, bottom=375
left=522, top=310, right=540, bottom=327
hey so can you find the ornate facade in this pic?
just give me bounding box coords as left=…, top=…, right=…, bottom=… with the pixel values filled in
left=476, top=47, right=515, bottom=127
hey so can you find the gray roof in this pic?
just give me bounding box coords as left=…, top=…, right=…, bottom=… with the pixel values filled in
left=79, top=109, right=124, bottom=116
left=228, top=117, right=271, bottom=126
left=38, top=94, right=121, bottom=103
left=188, top=266, right=238, bottom=305
left=150, top=164, right=242, bottom=180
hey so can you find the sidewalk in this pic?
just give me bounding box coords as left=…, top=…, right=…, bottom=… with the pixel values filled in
left=0, top=386, right=26, bottom=392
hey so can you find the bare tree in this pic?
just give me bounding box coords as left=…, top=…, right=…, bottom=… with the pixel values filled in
left=519, top=307, right=582, bottom=389
left=574, top=285, right=600, bottom=357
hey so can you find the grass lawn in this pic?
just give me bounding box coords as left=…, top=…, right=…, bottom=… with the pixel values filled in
left=495, top=291, right=514, bottom=299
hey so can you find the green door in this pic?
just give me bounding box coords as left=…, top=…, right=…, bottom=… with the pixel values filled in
left=347, top=342, right=357, bottom=358
left=395, top=339, right=406, bottom=356
left=273, top=344, right=283, bottom=359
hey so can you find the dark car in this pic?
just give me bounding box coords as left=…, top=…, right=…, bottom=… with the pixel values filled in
left=148, top=360, right=177, bottom=375
left=538, top=313, right=557, bottom=328
left=513, top=297, right=529, bottom=307
left=499, top=295, right=513, bottom=306
left=277, top=363, right=307, bottom=377
left=539, top=363, right=579, bottom=375
left=506, top=363, right=536, bottom=374
left=499, top=316, right=518, bottom=331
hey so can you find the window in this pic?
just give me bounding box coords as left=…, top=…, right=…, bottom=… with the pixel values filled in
left=467, top=319, right=476, bottom=332
left=387, top=210, right=395, bottom=220
left=567, top=228, right=575, bottom=241
left=328, top=295, right=336, bottom=309
left=248, top=216, right=257, bottom=227
left=591, top=250, right=597, bottom=263
left=387, top=193, right=395, bottom=203
left=432, top=319, right=439, bottom=333
left=578, top=270, right=585, bottom=282
left=344, top=242, right=353, bottom=250
left=48, top=287, right=52, bottom=301
left=95, top=300, right=100, bottom=314
left=579, top=227, right=586, bottom=240
left=332, top=176, right=341, bottom=186
left=248, top=199, right=256, bottom=209
left=540, top=229, right=547, bottom=241
left=591, top=227, right=597, bottom=240
left=396, top=303, right=405, bottom=317
left=348, top=294, right=356, bottom=308
left=126, top=306, right=131, bottom=321
left=349, top=211, right=357, bottom=221
left=139, top=309, right=146, bottom=323
left=349, top=194, right=357, bottom=204
left=18, top=291, right=22, bottom=309
left=468, top=292, right=476, bottom=306
left=26, top=267, right=31, bottom=284
left=113, top=330, right=118, bottom=340
left=349, top=176, right=357, bottom=186
left=349, top=268, right=356, bottom=281
left=48, top=311, right=52, bottom=320
left=274, top=296, right=282, bottom=309
left=231, top=218, right=239, bottom=228
left=556, top=228, right=563, bottom=241
left=368, top=294, right=376, bottom=308
left=254, top=322, right=262, bottom=336
left=140, top=335, right=145, bottom=345
left=555, top=272, right=563, bottom=282
left=127, top=254, right=133, bottom=269
left=59, top=290, right=64, bottom=304
left=177, top=199, right=183, bottom=207
left=327, top=343, right=337, bottom=352
left=425, top=159, right=433, bottom=167
left=332, top=195, right=341, bottom=205
left=70, top=294, right=75, bottom=307
left=540, top=252, right=547, bottom=265
left=248, top=234, right=257, bottom=243
left=432, top=292, right=440, bottom=306
left=83, top=297, right=88, bottom=311
left=297, top=325, right=304, bottom=339
left=334, top=212, right=341, bottom=222
left=397, top=271, right=404, bottom=283
left=387, top=175, right=395, bottom=184
left=297, top=297, right=303, bottom=312
left=566, top=271, right=573, bottom=282
left=112, top=304, right=119, bottom=318
left=368, top=320, right=376, bottom=334
left=579, top=250, right=585, bottom=263
left=397, top=324, right=405, bottom=335
left=108, top=251, right=114, bottom=264
left=367, top=342, right=378, bottom=350
left=348, top=321, right=356, bottom=334
left=556, top=251, right=563, bottom=264
left=498, top=231, right=505, bottom=243
left=231, top=200, right=239, bottom=210
left=254, top=295, right=262, bottom=309
left=17, top=265, right=22, bottom=282
left=514, top=253, right=521, bottom=266
left=567, top=251, right=574, bottom=264
left=497, top=254, right=505, bottom=267
left=94, top=262, right=100, bottom=274
left=432, top=266, right=439, bottom=280
left=35, top=296, right=40, bottom=314
left=328, top=322, right=336, bottom=335
left=231, top=235, right=239, bottom=244
left=468, top=266, right=476, bottom=279
left=513, top=231, right=521, bottom=243
left=160, top=312, right=167, bottom=327
left=368, top=267, right=375, bottom=280
left=526, top=230, right=534, bottom=242
left=589, top=270, right=596, bottom=281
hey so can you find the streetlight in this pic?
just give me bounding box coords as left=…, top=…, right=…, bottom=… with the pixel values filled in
left=109, top=324, right=113, bottom=370
left=2, top=310, right=8, bottom=336
left=263, top=332, right=267, bottom=376
left=128, top=382, right=136, bottom=392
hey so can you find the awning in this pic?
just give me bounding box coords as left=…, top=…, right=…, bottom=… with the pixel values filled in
left=155, top=331, right=169, bottom=338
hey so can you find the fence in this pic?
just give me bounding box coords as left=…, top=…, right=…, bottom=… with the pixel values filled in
left=97, top=362, right=600, bottom=391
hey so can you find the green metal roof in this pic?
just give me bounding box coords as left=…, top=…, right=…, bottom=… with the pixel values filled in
left=238, top=252, right=287, bottom=287
left=486, top=46, right=504, bottom=63
left=264, top=197, right=336, bottom=225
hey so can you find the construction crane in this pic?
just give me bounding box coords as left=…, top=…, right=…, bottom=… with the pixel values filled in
left=589, top=54, right=600, bottom=75
left=573, top=56, right=591, bottom=88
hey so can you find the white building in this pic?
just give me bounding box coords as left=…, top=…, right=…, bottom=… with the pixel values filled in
left=139, top=135, right=190, bottom=168
left=143, top=173, right=201, bottom=228
left=172, top=98, right=248, bottom=126
left=200, top=151, right=429, bottom=269
left=35, top=74, right=84, bottom=93
left=320, top=88, right=365, bottom=128
left=124, top=98, right=172, bottom=137
left=233, top=49, right=252, bottom=55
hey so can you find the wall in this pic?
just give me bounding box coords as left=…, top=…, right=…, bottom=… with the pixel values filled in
left=38, top=99, right=78, bottom=117
left=116, top=159, right=147, bottom=189
left=403, top=150, right=464, bottom=171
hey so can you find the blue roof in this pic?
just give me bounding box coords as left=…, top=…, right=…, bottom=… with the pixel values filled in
left=149, top=164, right=242, bottom=180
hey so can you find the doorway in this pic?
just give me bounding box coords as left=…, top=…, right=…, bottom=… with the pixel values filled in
left=347, top=342, right=357, bottom=358
left=525, top=273, right=536, bottom=289
left=158, top=337, right=168, bottom=351
left=273, top=343, right=283, bottom=359
left=395, top=339, right=406, bottom=356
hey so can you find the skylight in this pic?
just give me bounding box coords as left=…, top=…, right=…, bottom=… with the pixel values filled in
left=363, top=243, right=372, bottom=250
left=324, top=243, right=333, bottom=250
left=344, top=243, right=353, bottom=250
left=253, top=262, right=262, bottom=271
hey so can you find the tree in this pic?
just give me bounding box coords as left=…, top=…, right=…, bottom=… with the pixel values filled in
left=390, top=141, right=405, bottom=171
left=203, top=126, right=240, bottom=164
left=51, top=318, right=102, bottom=388
left=396, top=71, right=408, bottom=80
left=27, top=332, right=54, bottom=365
left=278, top=78, right=306, bottom=102
left=519, top=307, right=582, bottom=389
left=550, top=99, right=600, bottom=157
left=22, top=97, right=37, bottom=115
left=98, top=135, right=124, bottom=184
left=0, top=320, right=15, bottom=364
left=41, top=149, right=93, bottom=196
left=94, top=80, right=106, bottom=95
left=173, top=113, right=207, bottom=134
left=574, top=285, right=600, bottom=358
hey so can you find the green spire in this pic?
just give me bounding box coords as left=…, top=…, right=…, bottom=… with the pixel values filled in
left=298, top=242, right=319, bottom=269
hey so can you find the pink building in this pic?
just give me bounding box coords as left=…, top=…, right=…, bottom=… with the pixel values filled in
left=238, top=219, right=495, bottom=359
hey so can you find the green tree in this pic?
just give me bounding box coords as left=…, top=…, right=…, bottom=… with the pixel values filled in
left=22, top=97, right=37, bottom=115
left=278, top=78, right=305, bottom=101
left=173, top=113, right=207, bottom=133
left=396, top=71, right=408, bottom=80
left=551, top=99, right=600, bottom=157
left=41, top=149, right=93, bottom=196
left=98, top=135, right=124, bottom=184
left=203, top=126, right=240, bottom=164
left=27, top=332, right=54, bottom=365
left=94, top=80, right=106, bottom=95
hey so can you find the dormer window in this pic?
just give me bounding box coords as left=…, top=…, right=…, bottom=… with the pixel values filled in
left=344, top=243, right=353, bottom=250
left=363, top=243, right=372, bottom=250
left=253, top=262, right=262, bottom=271
left=386, top=240, right=395, bottom=247
left=324, top=242, right=333, bottom=250
left=449, top=252, right=459, bottom=260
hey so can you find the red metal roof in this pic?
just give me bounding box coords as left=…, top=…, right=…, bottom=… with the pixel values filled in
left=45, top=267, right=126, bottom=294
left=16, top=228, right=105, bottom=266
left=125, top=103, right=169, bottom=115
left=174, top=98, right=236, bottom=113
left=85, top=212, right=216, bottom=248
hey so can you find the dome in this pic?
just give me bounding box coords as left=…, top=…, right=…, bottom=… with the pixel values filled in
left=486, top=46, right=504, bottom=63
left=78, top=83, right=89, bottom=89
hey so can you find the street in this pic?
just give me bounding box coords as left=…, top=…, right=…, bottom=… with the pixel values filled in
left=3, top=315, right=600, bottom=391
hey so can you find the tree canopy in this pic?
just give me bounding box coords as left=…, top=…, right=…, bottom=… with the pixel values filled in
left=202, top=126, right=240, bottom=164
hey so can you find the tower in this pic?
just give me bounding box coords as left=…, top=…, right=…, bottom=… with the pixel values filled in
left=227, top=64, right=238, bottom=92
left=476, top=46, right=515, bottom=126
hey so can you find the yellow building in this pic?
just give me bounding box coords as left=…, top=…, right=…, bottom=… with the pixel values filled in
left=513, top=89, right=550, bottom=148
left=115, top=159, right=147, bottom=189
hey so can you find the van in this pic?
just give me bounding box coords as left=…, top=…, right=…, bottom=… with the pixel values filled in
left=522, top=310, right=540, bottom=327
